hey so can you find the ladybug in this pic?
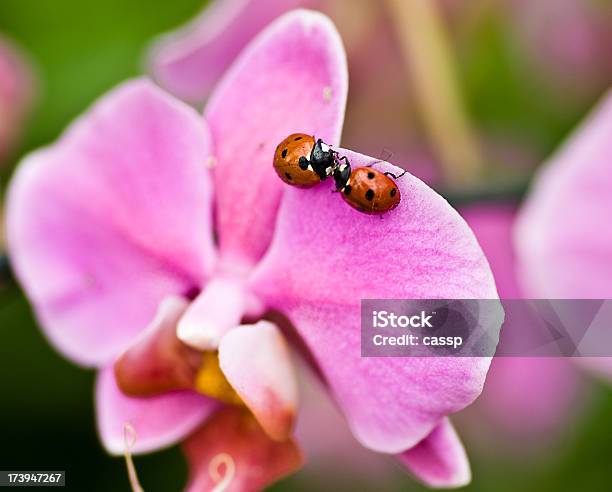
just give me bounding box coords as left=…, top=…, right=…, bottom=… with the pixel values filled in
left=273, top=133, right=336, bottom=188
left=273, top=133, right=405, bottom=214
left=333, top=163, right=403, bottom=215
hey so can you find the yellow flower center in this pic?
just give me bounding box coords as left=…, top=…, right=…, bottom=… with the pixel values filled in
left=194, top=351, right=243, bottom=405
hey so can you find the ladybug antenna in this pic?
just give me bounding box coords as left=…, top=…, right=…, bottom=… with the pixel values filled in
left=384, top=170, right=407, bottom=180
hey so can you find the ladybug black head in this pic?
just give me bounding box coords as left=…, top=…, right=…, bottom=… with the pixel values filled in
left=333, top=161, right=351, bottom=190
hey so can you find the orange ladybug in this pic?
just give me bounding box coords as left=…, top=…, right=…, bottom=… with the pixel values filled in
left=335, top=166, right=402, bottom=215
left=273, top=133, right=336, bottom=188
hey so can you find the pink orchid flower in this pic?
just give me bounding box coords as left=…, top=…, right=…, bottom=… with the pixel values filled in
left=7, top=10, right=501, bottom=489
left=0, top=35, right=35, bottom=164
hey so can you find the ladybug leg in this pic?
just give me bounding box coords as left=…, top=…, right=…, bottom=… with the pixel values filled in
left=384, top=170, right=407, bottom=180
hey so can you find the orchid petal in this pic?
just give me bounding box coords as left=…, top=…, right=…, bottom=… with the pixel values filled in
left=177, top=276, right=249, bottom=350
left=515, top=89, right=612, bottom=298
left=114, top=296, right=203, bottom=397
left=6, top=79, right=216, bottom=366
left=515, top=89, right=612, bottom=379
left=250, top=149, right=501, bottom=453
left=96, top=366, right=217, bottom=455
left=149, top=0, right=315, bottom=103
left=205, top=9, right=348, bottom=267
left=182, top=407, right=303, bottom=492
left=397, top=418, right=471, bottom=489
left=219, top=321, right=298, bottom=441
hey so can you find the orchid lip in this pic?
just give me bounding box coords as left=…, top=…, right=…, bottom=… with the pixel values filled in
left=112, top=293, right=244, bottom=403
left=113, top=293, right=299, bottom=444
left=113, top=296, right=202, bottom=397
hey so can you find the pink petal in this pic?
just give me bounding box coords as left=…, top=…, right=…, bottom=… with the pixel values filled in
left=205, top=9, right=348, bottom=267
left=515, top=89, right=612, bottom=379
left=515, top=89, right=612, bottom=298
left=149, top=0, right=316, bottom=103
left=250, top=149, right=501, bottom=453
left=397, top=418, right=470, bottom=488
left=219, top=321, right=298, bottom=441
left=6, top=79, right=216, bottom=367
left=182, top=407, right=303, bottom=492
left=96, top=365, right=217, bottom=455
left=177, top=276, right=252, bottom=350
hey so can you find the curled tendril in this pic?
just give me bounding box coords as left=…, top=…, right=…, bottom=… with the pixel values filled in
left=123, top=423, right=144, bottom=492
left=209, top=453, right=235, bottom=492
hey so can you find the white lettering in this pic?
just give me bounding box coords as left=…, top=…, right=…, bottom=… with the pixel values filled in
left=371, top=310, right=436, bottom=328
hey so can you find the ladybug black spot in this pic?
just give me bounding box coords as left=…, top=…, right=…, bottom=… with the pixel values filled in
left=281, top=149, right=288, bottom=158
left=365, top=189, right=375, bottom=201
left=294, top=136, right=303, bottom=141
left=344, top=185, right=352, bottom=195
left=390, top=188, right=397, bottom=197
left=367, top=172, right=375, bottom=179
left=298, top=157, right=309, bottom=170
left=285, top=172, right=293, bottom=181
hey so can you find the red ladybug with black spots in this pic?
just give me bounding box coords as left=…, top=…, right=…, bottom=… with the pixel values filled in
left=273, top=133, right=336, bottom=188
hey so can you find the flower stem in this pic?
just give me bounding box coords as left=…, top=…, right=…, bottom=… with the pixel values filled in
left=386, top=0, right=484, bottom=186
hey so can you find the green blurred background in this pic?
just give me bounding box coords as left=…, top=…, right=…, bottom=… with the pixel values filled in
left=0, top=0, right=611, bottom=491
